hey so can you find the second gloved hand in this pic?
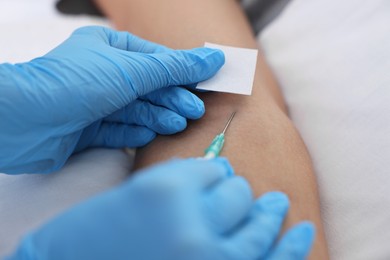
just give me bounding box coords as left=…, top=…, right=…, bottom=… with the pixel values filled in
left=0, top=26, right=224, bottom=174
left=8, top=158, right=315, bottom=260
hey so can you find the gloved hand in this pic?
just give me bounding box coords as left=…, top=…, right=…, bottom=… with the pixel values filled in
left=0, top=26, right=224, bottom=174
left=7, top=158, right=315, bottom=260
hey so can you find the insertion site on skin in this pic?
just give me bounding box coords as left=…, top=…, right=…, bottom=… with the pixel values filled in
left=203, top=112, right=236, bottom=159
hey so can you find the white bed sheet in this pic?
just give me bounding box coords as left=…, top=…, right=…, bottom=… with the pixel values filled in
left=0, top=0, right=134, bottom=257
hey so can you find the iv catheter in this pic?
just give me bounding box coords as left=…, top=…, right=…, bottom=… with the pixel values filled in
left=204, top=112, right=236, bottom=159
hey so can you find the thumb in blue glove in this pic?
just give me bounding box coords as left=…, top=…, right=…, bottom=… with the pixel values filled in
left=7, top=158, right=315, bottom=260
left=0, top=26, right=225, bottom=174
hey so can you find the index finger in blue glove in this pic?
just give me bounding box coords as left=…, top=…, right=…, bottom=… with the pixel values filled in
left=222, top=192, right=289, bottom=260
left=82, top=27, right=210, bottom=97
left=141, top=87, right=205, bottom=120
left=73, top=26, right=170, bottom=53
left=124, top=47, right=225, bottom=97
left=266, top=222, right=315, bottom=260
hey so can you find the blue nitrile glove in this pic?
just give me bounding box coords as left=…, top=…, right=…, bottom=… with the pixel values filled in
left=0, top=26, right=225, bottom=174
left=7, top=158, right=315, bottom=260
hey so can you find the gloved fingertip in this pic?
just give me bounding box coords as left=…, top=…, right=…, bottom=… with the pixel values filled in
left=285, top=221, right=316, bottom=253
left=189, top=47, right=225, bottom=68
left=146, top=130, right=157, bottom=140
left=256, top=192, right=290, bottom=215
left=232, top=176, right=253, bottom=198
left=213, top=157, right=235, bottom=177
left=179, top=91, right=205, bottom=120
left=202, top=47, right=225, bottom=62
left=160, top=116, right=187, bottom=134
left=207, top=48, right=225, bottom=68
left=290, top=221, right=316, bottom=241
left=170, top=116, right=187, bottom=132
left=193, top=99, right=205, bottom=119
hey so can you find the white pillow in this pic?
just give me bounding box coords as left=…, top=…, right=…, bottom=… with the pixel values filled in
left=259, top=0, right=390, bottom=259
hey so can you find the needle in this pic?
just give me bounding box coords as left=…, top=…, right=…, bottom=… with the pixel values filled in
left=222, top=111, right=236, bottom=134
left=204, top=111, right=236, bottom=159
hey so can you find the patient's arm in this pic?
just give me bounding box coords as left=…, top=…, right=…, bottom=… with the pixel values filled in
left=95, top=0, right=329, bottom=258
